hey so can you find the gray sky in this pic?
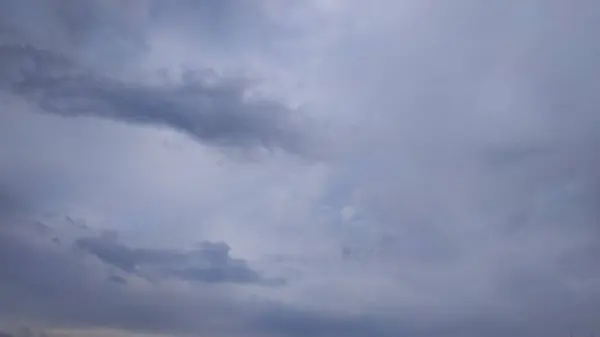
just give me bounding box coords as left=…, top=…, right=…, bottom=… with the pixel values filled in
left=1, top=1, right=600, bottom=336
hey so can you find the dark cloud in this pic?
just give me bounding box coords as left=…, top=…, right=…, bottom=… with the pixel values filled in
left=0, top=218, right=278, bottom=335
left=0, top=0, right=320, bottom=158
left=0, top=185, right=22, bottom=219
left=107, top=275, right=128, bottom=285
left=1, top=215, right=599, bottom=337
left=0, top=219, right=386, bottom=337
left=76, top=233, right=283, bottom=286
left=0, top=44, right=315, bottom=157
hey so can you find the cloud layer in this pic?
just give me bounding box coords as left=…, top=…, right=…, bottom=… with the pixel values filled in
left=1, top=0, right=600, bottom=337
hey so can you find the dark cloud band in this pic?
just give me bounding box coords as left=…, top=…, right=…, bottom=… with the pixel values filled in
left=0, top=44, right=315, bottom=157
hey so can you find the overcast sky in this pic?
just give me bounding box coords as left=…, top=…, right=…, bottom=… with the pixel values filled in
left=1, top=1, right=600, bottom=336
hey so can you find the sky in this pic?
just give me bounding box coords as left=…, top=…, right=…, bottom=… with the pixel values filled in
left=1, top=0, right=599, bottom=336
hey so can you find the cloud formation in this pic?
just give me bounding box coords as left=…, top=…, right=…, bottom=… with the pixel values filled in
left=0, top=219, right=285, bottom=336
left=0, top=44, right=315, bottom=157
left=1, top=0, right=600, bottom=337
left=76, top=232, right=284, bottom=285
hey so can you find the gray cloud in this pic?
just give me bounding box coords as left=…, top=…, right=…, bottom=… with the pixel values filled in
left=0, top=0, right=321, bottom=158
left=76, top=232, right=284, bottom=286
left=0, top=218, right=275, bottom=335
left=305, top=1, right=600, bottom=335
left=0, top=219, right=397, bottom=337
left=2, top=0, right=600, bottom=336
left=0, top=44, right=315, bottom=157
left=107, top=275, right=127, bottom=285
left=1, top=213, right=599, bottom=337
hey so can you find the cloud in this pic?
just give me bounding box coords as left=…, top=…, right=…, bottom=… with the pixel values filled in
left=2, top=0, right=600, bottom=336
left=0, top=218, right=394, bottom=337
left=0, top=0, right=147, bottom=61
left=0, top=0, right=323, bottom=158
left=0, top=218, right=277, bottom=335
left=107, top=275, right=127, bottom=285
left=0, top=44, right=317, bottom=157
left=0, top=185, right=23, bottom=219
left=76, top=232, right=284, bottom=285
